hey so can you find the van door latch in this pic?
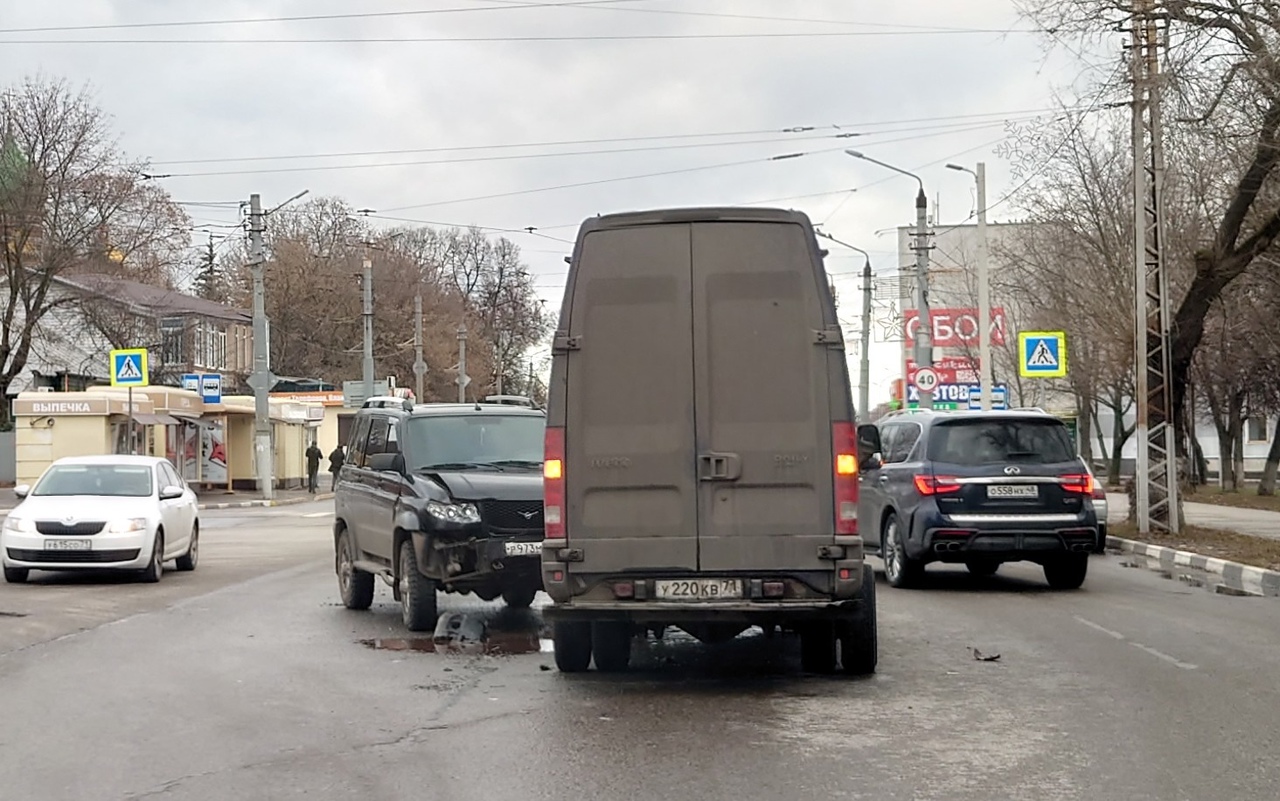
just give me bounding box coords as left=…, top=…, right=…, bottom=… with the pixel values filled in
left=812, top=327, right=844, bottom=348
left=698, top=453, right=742, bottom=481
left=552, top=334, right=581, bottom=352
left=555, top=548, right=584, bottom=562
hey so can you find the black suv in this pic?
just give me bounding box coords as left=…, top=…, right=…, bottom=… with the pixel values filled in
left=333, top=397, right=547, bottom=631
left=856, top=409, right=1100, bottom=590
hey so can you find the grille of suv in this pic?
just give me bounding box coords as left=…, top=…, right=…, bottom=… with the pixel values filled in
left=481, top=500, right=544, bottom=532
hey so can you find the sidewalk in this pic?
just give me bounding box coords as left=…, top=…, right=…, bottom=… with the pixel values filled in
left=0, top=487, right=333, bottom=513
left=1109, top=495, right=1280, bottom=542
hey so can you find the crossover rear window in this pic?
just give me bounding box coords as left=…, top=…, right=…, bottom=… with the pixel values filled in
left=926, top=418, right=1075, bottom=465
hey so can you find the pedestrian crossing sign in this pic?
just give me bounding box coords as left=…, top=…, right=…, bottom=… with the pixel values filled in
left=1018, top=331, right=1067, bottom=378
left=110, top=348, right=149, bottom=387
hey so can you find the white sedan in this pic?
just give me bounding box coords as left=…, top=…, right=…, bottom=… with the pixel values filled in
left=2, top=455, right=200, bottom=584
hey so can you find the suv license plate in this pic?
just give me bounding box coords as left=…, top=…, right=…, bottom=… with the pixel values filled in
left=504, top=541, right=542, bottom=557
left=987, top=484, right=1039, bottom=499
left=44, top=539, right=92, bottom=551
left=655, top=579, right=741, bottom=600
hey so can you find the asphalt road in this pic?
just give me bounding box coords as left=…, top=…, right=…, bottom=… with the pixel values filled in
left=2, top=501, right=1278, bottom=800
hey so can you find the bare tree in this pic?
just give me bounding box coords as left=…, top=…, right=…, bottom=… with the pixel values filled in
left=0, top=76, right=190, bottom=422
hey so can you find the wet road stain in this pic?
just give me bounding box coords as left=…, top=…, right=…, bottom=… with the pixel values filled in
left=0, top=611, right=28, bottom=618
left=359, top=631, right=550, bottom=655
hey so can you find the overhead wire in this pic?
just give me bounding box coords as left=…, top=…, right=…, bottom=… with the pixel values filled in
left=0, top=31, right=1039, bottom=45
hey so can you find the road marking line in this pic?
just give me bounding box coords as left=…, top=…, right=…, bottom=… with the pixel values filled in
left=1074, top=616, right=1125, bottom=640
left=1130, top=642, right=1198, bottom=670
left=302, top=511, right=332, bottom=518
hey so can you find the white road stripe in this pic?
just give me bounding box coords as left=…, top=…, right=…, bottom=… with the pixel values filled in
left=302, top=511, right=332, bottom=518
left=1130, top=642, right=1198, bottom=670
left=1074, top=616, right=1125, bottom=640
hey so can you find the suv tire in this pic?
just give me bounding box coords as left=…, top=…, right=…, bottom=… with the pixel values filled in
left=399, top=540, right=439, bottom=632
left=1044, top=554, right=1089, bottom=590
left=840, top=563, right=878, bottom=675
left=501, top=585, right=538, bottom=609
left=800, top=622, right=837, bottom=674
left=591, top=621, right=632, bottom=672
left=882, top=513, right=922, bottom=589
left=553, top=621, right=593, bottom=672
left=336, top=530, right=375, bottom=610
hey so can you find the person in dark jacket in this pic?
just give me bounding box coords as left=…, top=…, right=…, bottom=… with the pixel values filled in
left=328, top=444, right=345, bottom=491
left=306, top=442, right=323, bottom=494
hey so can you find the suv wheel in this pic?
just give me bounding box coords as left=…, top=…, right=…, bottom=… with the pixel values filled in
left=1044, top=554, right=1089, bottom=590
left=800, top=622, right=838, bottom=674
left=399, top=540, right=439, bottom=632
left=501, top=584, right=538, bottom=609
left=839, top=563, right=878, bottom=675
left=553, top=621, right=593, bottom=672
left=3, top=566, right=29, bottom=584
left=882, top=513, right=922, bottom=589
left=336, top=530, right=374, bottom=610
left=591, top=621, right=633, bottom=672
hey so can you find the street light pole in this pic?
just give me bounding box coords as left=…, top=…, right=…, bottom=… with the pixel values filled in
left=816, top=230, right=874, bottom=418
left=948, top=161, right=992, bottom=410
left=847, top=150, right=934, bottom=409
left=247, top=194, right=274, bottom=500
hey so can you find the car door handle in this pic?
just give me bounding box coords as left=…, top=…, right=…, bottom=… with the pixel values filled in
left=878, top=475, right=889, bottom=484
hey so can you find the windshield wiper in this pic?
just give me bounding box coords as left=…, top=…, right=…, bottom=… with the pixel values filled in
left=417, top=462, right=487, bottom=471
left=485, top=459, right=543, bottom=469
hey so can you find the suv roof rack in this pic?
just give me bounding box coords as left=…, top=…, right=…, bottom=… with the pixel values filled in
left=362, top=396, right=415, bottom=412
left=1009, top=406, right=1049, bottom=414
left=483, top=394, right=536, bottom=408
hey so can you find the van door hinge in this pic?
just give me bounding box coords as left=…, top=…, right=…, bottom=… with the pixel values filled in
left=552, top=334, right=581, bottom=352
left=813, top=327, right=844, bottom=348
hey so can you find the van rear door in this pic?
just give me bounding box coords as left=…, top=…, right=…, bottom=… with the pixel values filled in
left=691, top=220, right=839, bottom=572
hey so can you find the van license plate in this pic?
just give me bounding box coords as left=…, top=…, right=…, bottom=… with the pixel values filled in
left=987, top=484, right=1038, bottom=499
left=44, top=539, right=92, bottom=551
left=504, top=541, right=542, bottom=557
left=655, top=579, right=741, bottom=600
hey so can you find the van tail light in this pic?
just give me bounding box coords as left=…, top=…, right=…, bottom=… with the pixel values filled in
left=1060, top=474, right=1095, bottom=495
left=914, top=475, right=962, bottom=496
left=832, top=422, right=858, bottom=535
left=543, top=427, right=566, bottom=538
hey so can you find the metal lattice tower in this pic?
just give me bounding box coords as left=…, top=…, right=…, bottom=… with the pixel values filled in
left=1132, top=0, right=1180, bottom=534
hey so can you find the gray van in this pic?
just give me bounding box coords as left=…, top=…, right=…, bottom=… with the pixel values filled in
left=540, top=207, right=877, bottom=675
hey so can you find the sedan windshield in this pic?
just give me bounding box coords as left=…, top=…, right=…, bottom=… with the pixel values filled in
left=32, top=465, right=154, bottom=497
left=927, top=419, right=1076, bottom=465
left=403, top=415, right=545, bottom=471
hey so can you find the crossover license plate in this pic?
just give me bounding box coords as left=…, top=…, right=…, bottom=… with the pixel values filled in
left=655, top=579, right=742, bottom=600
left=43, top=539, right=92, bottom=551
left=504, top=541, right=542, bottom=557
left=987, top=484, right=1039, bottom=499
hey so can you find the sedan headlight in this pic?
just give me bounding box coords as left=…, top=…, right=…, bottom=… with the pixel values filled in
left=106, top=518, right=148, bottom=534
left=3, top=516, right=36, bottom=533
left=425, top=501, right=481, bottom=525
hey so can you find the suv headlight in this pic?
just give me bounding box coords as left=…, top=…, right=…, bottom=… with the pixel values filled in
left=3, top=516, right=35, bottom=533
left=106, top=518, right=148, bottom=534
left=425, top=501, right=481, bottom=525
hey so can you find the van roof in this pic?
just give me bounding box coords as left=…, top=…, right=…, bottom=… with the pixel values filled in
left=578, top=206, right=814, bottom=234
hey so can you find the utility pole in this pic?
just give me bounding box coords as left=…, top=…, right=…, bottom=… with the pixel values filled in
left=947, top=161, right=993, bottom=409
left=457, top=324, right=469, bottom=403
left=361, top=245, right=375, bottom=403
left=247, top=194, right=274, bottom=500
left=860, top=257, right=873, bottom=418
left=412, top=292, right=426, bottom=402
left=1132, top=0, right=1179, bottom=534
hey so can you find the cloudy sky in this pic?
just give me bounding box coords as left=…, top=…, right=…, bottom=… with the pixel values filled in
left=0, top=0, right=1093, bottom=405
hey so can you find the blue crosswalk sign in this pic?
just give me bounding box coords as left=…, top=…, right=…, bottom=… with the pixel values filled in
left=1018, top=331, right=1067, bottom=378
left=109, top=348, right=149, bottom=387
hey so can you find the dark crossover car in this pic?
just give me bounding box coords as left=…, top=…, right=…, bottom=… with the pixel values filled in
left=856, top=409, right=1100, bottom=590
left=333, top=397, right=546, bottom=631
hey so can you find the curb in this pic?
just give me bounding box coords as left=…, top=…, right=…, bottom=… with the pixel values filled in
left=198, top=493, right=334, bottom=511
left=1107, top=536, right=1280, bottom=597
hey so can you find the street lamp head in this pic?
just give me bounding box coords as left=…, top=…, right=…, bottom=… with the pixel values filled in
left=945, top=163, right=964, bottom=171
left=844, top=149, right=866, bottom=159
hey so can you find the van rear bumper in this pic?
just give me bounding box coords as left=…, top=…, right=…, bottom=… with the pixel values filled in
left=542, top=600, right=863, bottom=625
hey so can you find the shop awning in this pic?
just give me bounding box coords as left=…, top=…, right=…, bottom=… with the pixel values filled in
left=153, top=413, right=183, bottom=425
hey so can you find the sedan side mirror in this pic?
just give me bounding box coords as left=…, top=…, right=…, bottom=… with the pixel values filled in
left=864, top=452, right=883, bottom=471
left=13, top=484, right=30, bottom=499
left=159, top=485, right=185, bottom=501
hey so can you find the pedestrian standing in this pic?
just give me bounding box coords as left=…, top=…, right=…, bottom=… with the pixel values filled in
left=306, top=442, right=323, bottom=494
left=328, top=444, right=345, bottom=491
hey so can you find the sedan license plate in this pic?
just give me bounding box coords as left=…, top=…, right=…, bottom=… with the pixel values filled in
left=43, top=539, right=92, bottom=551
left=986, top=484, right=1039, bottom=499
left=504, top=541, right=542, bottom=557
left=655, top=579, right=741, bottom=601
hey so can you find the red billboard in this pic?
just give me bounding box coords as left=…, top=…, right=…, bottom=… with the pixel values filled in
left=903, top=307, right=1007, bottom=348
left=907, top=357, right=980, bottom=385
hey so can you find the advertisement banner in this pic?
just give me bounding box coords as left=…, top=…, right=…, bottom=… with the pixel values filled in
left=903, top=307, right=1007, bottom=347
left=907, top=357, right=980, bottom=385
left=201, top=419, right=228, bottom=484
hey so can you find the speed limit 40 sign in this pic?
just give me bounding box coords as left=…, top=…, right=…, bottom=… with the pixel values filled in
left=912, top=367, right=940, bottom=393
